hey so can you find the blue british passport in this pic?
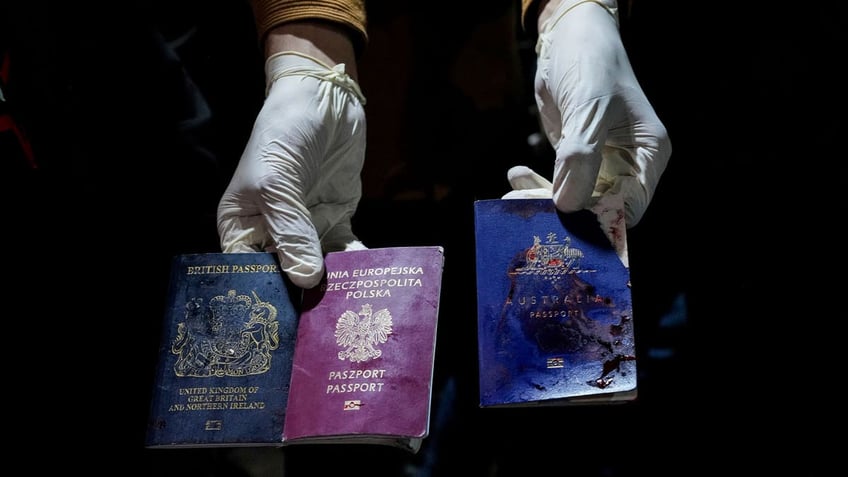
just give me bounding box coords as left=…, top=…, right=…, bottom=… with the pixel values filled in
left=474, top=198, right=637, bottom=407
left=145, top=252, right=298, bottom=447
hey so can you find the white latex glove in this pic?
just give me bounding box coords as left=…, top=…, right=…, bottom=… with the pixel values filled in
left=505, top=0, right=671, bottom=228
left=217, top=51, right=367, bottom=289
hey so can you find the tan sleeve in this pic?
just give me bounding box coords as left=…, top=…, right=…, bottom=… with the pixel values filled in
left=521, top=1, right=629, bottom=35
left=250, top=0, right=367, bottom=50
left=521, top=0, right=540, bottom=33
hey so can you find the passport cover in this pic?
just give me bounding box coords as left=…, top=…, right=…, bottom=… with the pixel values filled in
left=146, top=252, right=298, bottom=448
left=474, top=198, right=637, bottom=407
left=282, top=246, right=445, bottom=453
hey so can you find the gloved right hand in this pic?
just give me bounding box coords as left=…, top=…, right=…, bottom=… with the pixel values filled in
left=505, top=0, right=671, bottom=228
left=217, top=50, right=367, bottom=290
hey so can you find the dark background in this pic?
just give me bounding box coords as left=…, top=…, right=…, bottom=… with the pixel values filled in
left=2, top=1, right=844, bottom=475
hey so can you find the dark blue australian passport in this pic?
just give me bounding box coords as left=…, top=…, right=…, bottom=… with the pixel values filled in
left=145, top=252, right=298, bottom=447
left=475, top=198, right=637, bottom=407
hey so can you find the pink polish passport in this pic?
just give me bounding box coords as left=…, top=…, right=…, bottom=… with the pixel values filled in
left=283, top=246, right=445, bottom=452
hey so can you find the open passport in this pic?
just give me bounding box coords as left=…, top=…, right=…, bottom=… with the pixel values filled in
left=145, top=247, right=445, bottom=452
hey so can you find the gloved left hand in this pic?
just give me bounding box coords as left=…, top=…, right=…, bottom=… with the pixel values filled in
left=217, top=51, right=367, bottom=289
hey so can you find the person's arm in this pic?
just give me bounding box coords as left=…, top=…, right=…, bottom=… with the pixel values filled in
left=263, top=21, right=359, bottom=81
left=250, top=0, right=366, bottom=57
left=217, top=1, right=369, bottom=289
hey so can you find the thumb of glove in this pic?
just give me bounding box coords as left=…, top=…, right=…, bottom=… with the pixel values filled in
left=502, top=165, right=554, bottom=199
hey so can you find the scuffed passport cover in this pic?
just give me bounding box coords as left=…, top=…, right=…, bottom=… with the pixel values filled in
left=282, top=246, right=444, bottom=449
left=475, top=199, right=637, bottom=407
left=145, top=253, right=298, bottom=447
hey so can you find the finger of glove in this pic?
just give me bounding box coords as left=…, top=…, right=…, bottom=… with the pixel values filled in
left=597, top=92, right=671, bottom=227
left=307, top=116, right=366, bottom=254
left=218, top=151, right=325, bottom=289
left=218, top=153, right=281, bottom=256
left=535, top=6, right=622, bottom=214
left=218, top=212, right=271, bottom=253
left=256, top=126, right=328, bottom=291
left=589, top=191, right=629, bottom=267
left=552, top=99, right=671, bottom=229
left=259, top=162, right=326, bottom=290
left=549, top=96, right=609, bottom=216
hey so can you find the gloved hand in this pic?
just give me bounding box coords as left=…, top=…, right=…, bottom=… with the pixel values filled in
left=504, top=0, right=671, bottom=228
left=217, top=51, right=367, bottom=289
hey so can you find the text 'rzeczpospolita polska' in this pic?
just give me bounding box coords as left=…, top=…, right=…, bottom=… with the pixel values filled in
left=323, top=266, right=424, bottom=299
